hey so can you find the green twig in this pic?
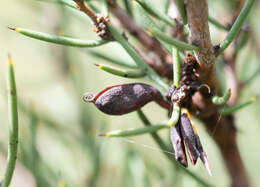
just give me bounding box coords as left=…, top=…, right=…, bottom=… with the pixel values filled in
left=172, top=48, right=181, bottom=87
left=218, top=0, right=255, bottom=55
left=168, top=103, right=180, bottom=127
left=95, top=63, right=145, bottom=78
left=148, top=28, right=199, bottom=50
left=132, top=1, right=172, bottom=53
left=212, top=89, right=231, bottom=105
left=134, top=0, right=175, bottom=27
left=219, top=97, right=256, bottom=115
left=243, top=65, right=260, bottom=85
left=108, top=24, right=169, bottom=92
left=175, top=0, right=187, bottom=24
left=168, top=48, right=181, bottom=127
left=86, top=50, right=137, bottom=68
left=38, top=0, right=77, bottom=9
left=163, top=0, right=169, bottom=14
left=208, top=16, right=229, bottom=31
left=101, top=0, right=108, bottom=15
left=137, top=110, right=213, bottom=187
left=235, top=30, right=249, bottom=54
left=100, top=124, right=168, bottom=137
left=8, top=27, right=109, bottom=47
left=2, top=56, right=19, bottom=187
left=123, top=0, right=133, bottom=17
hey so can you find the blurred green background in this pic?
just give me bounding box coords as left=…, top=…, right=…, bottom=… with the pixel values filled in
left=0, top=0, right=260, bottom=186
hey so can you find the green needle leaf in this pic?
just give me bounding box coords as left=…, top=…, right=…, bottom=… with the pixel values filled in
left=2, top=56, right=19, bottom=187
left=38, top=0, right=78, bottom=9
left=219, top=97, right=256, bottom=115
left=86, top=50, right=137, bottom=68
left=95, top=63, right=145, bottom=78
left=9, top=27, right=109, bottom=47
left=100, top=124, right=168, bottom=137
left=148, top=28, right=199, bottom=50
left=134, top=0, right=175, bottom=27
left=212, top=89, right=231, bottom=105
left=108, top=24, right=169, bottom=91
left=101, top=0, right=109, bottom=15
left=133, top=1, right=172, bottom=53
left=123, top=0, right=133, bottom=17
left=218, top=0, right=255, bottom=55
left=243, top=65, right=260, bottom=85
left=172, top=48, right=181, bottom=87
left=175, top=0, right=187, bottom=25
left=208, top=16, right=229, bottom=31
left=168, top=103, right=181, bottom=127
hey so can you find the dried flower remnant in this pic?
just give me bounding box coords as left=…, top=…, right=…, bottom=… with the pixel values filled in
left=170, top=123, right=188, bottom=167
left=83, top=83, right=170, bottom=115
left=170, top=109, right=211, bottom=175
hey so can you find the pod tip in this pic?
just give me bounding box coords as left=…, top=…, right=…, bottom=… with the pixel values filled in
left=201, top=154, right=212, bottom=176
left=83, top=92, right=95, bottom=103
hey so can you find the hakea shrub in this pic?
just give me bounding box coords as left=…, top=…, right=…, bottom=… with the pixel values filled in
left=7, top=0, right=257, bottom=186
left=83, top=53, right=211, bottom=174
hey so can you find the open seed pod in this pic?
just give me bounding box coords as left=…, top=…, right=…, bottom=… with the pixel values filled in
left=170, top=108, right=211, bottom=175
left=170, top=123, right=188, bottom=167
left=83, top=83, right=170, bottom=115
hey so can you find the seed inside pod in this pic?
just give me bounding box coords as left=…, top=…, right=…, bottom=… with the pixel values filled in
left=83, top=83, right=170, bottom=115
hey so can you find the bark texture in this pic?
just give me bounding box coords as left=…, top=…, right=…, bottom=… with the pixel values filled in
left=185, top=1, right=250, bottom=186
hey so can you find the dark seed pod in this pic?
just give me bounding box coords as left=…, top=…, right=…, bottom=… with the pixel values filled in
left=170, top=124, right=188, bottom=167
left=179, top=111, right=200, bottom=165
left=83, top=83, right=170, bottom=115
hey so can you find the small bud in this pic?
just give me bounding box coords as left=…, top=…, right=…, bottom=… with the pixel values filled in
left=83, top=83, right=170, bottom=115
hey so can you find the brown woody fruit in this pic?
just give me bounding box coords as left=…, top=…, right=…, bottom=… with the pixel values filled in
left=83, top=83, right=170, bottom=115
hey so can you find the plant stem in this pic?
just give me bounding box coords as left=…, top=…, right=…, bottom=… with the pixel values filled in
left=168, top=48, right=181, bottom=127
left=149, top=28, right=199, bottom=50
left=175, top=0, right=187, bottom=24
left=172, top=48, right=181, bottom=87
left=2, top=56, right=19, bottom=187
left=134, top=0, right=175, bottom=27
left=9, top=27, right=109, bottom=47
left=86, top=50, right=137, bottom=68
left=95, top=63, right=145, bottom=78
left=108, top=24, right=169, bottom=92
left=168, top=103, right=180, bottom=126
left=100, top=124, right=168, bottom=137
left=243, top=65, right=260, bottom=85
left=208, top=16, right=229, bottom=31
left=219, top=97, right=256, bottom=115
left=218, top=0, right=255, bottom=55
left=212, top=89, right=231, bottom=105
left=123, top=0, right=133, bottom=17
